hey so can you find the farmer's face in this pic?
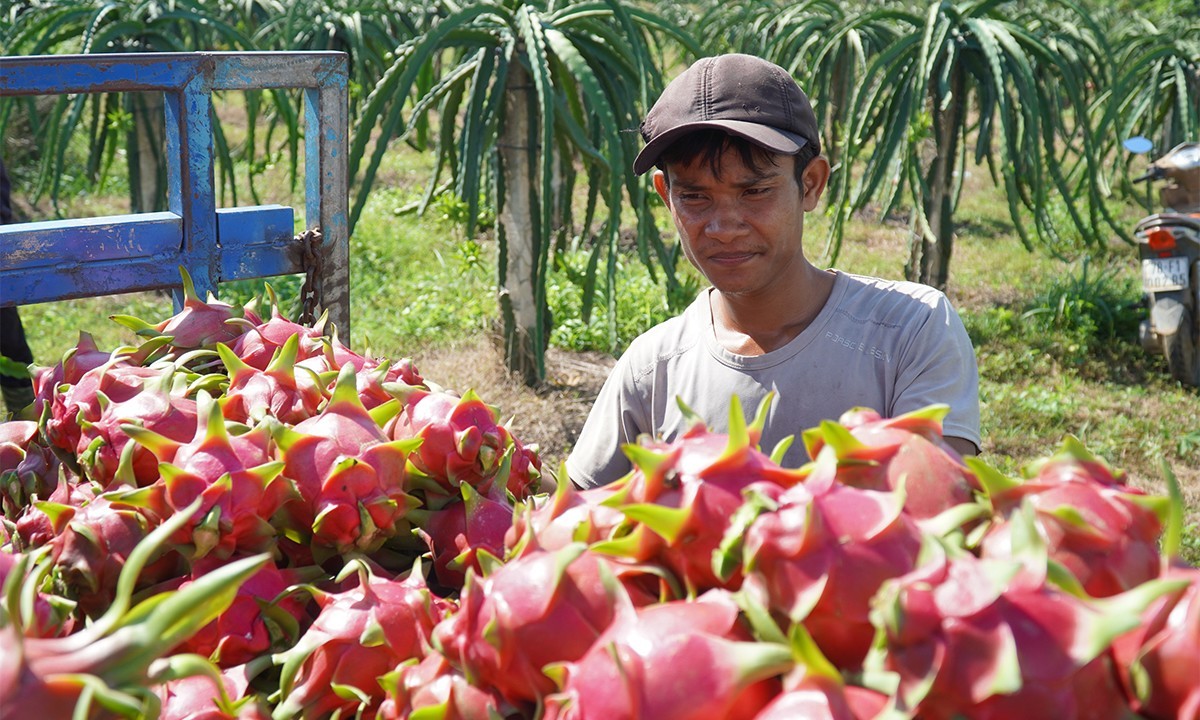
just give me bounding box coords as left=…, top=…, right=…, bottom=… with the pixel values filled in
left=653, top=146, right=828, bottom=300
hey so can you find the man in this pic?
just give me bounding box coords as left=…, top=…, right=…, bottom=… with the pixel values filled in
left=566, top=54, right=980, bottom=488
left=0, top=158, right=36, bottom=419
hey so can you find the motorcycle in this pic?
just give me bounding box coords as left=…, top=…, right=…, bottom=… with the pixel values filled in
left=1125, top=137, right=1200, bottom=386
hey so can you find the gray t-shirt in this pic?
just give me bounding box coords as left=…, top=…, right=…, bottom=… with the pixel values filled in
left=566, top=271, right=981, bottom=488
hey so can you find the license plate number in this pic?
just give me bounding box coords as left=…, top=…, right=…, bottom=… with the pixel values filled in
left=1142, top=257, right=1189, bottom=291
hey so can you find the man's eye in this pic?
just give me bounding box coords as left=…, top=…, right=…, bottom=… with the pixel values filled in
left=745, top=186, right=770, bottom=196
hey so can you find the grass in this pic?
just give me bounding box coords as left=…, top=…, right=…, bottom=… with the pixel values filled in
left=9, top=130, right=1200, bottom=564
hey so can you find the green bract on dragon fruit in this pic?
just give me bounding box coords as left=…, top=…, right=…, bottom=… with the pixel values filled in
left=1, top=273, right=1196, bottom=720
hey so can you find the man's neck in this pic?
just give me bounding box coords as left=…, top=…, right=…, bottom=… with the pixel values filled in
left=710, top=266, right=836, bottom=355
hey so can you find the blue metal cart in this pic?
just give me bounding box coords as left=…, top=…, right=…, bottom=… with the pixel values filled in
left=0, top=51, right=350, bottom=333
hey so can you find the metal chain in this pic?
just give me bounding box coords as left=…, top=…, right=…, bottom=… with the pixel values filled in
left=295, top=227, right=324, bottom=327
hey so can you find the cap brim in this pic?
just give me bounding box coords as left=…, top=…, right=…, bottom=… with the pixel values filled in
left=632, top=120, right=810, bottom=175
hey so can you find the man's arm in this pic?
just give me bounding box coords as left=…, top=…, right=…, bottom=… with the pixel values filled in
left=944, top=435, right=978, bottom=457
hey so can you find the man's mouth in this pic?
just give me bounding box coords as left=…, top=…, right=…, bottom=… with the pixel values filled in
left=707, top=251, right=758, bottom=265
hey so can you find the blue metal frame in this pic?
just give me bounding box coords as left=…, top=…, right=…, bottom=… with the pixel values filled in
left=0, top=52, right=350, bottom=333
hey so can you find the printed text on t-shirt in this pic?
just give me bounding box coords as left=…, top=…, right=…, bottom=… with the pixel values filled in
left=825, top=331, right=893, bottom=363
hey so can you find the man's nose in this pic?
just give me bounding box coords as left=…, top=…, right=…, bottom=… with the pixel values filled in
left=703, top=200, right=747, bottom=241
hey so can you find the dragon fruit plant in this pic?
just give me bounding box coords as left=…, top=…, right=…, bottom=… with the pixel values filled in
left=3, top=270, right=1198, bottom=719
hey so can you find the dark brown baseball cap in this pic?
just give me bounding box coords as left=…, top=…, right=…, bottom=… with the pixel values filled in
left=633, top=54, right=821, bottom=176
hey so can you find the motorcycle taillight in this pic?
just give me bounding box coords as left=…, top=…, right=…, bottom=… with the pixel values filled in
left=1146, top=228, right=1177, bottom=252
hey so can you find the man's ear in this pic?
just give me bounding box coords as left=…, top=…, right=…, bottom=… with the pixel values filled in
left=800, top=156, right=831, bottom=211
left=652, top=169, right=670, bottom=206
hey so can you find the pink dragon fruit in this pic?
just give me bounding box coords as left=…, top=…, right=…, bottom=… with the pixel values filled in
left=752, top=625, right=890, bottom=720
left=432, top=543, right=631, bottom=705
left=272, top=561, right=451, bottom=719
left=865, top=537, right=1185, bottom=720
left=740, top=450, right=924, bottom=671
left=1, top=420, right=59, bottom=520
left=217, top=337, right=327, bottom=426
left=377, top=652, right=513, bottom=720
left=273, top=364, right=419, bottom=554
left=801, top=405, right=980, bottom=521
left=153, top=660, right=271, bottom=720
left=40, top=492, right=181, bottom=618
left=354, top=356, right=425, bottom=412
left=542, top=589, right=793, bottom=720
left=385, top=387, right=512, bottom=495
left=0, top=550, right=76, bottom=639
left=413, top=482, right=515, bottom=591
left=75, top=365, right=199, bottom=488
left=11, top=472, right=94, bottom=552
left=504, top=472, right=626, bottom=554
left=594, top=397, right=803, bottom=595
left=976, top=437, right=1166, bottom=598
left=110, top=268, right=260, bottom=354
left=503, top=435, right=543, bottom=498
left=30, top=331, right=113, bottom=412
left=169, top=558, right=308, bottom=668
left=226, top=288, right=328, bottom=371
left=40, top=356, right=166, bottom=472
left=1112, top=564, right=1200, bottom=719
left=118, top=391, right=290, bottom=559
left=2, top=500, right=270, bottom=719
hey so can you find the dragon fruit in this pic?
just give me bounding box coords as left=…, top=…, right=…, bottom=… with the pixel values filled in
left=385, top=387, right=512, bottom=495
left=30, top=332, right=112, bottom=407
left=110, top=268, right=260, bottom=354
left=1, top=421, right=59, bottom=520
left=505, top=472, right=626, bottom=554
left=378, top=652, right=512, bottom=720
left=2, top=499, right=270, bottom=719
left=217, top=337, right=327, bottom=426
left=976, top=437, right=1166, bottom=597
left=272, top=560, right=450, bottom=719
left=354, top=356, right=425, bottom=412
left=74, top=365, right=199, bottom=488
left=865, top=534, right=1186, bottom=720
left=226, top=288, right=328, bottom=372
left=39, top=356, right=167, bottom=473
left=11, top=472, right=93, bottom=553
left=432, top=542, right=631, bottom=705
left=119, top=391, right=290, bottom=559
left=154, top=661, right=271, bottom=720
left=594, top=397, right=803, bottom=595
left=413, top=482, right=515, bottom=591
left=752, top=624, right=889, bottom=720
left=1111, top=564, right=1200, bottom=719
left=542, top=589, right=792, bottom=720
left=740, top=449, right=924, bottom=670
left=802, top=406, right=980, bottom=521
left=503, top=435, right=544, bottom=498
left=171, top=559, right=308, bottom=668
left=38, top=492, right=180, bottom=618
left=273, top=364, right=419, bottom=554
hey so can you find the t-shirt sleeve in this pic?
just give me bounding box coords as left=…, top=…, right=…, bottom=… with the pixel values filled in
left=892, top=294, right=981, bottom=449
left=565, top=354, right=646, bottom=488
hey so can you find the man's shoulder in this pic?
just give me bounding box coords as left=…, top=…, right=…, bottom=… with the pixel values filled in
left=833, top=272, right=952, bottom=322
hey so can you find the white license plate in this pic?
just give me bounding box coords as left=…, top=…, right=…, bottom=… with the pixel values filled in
left=1142, top=257, right=1190, bottom=291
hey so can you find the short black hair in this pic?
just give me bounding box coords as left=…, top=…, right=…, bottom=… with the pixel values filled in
left=655, top=129, right=817, bottom=189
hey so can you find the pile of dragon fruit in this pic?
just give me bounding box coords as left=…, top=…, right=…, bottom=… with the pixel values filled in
left=1, top=275, right=1197, bottom=720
